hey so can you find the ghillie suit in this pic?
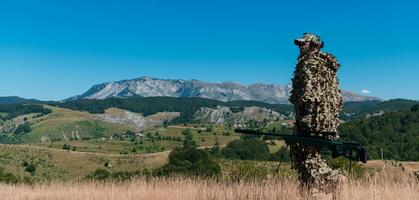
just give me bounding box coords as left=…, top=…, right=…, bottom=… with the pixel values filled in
left=414, top=171, right=419, bottom=181
left=290, top=33, right=343, bottom=197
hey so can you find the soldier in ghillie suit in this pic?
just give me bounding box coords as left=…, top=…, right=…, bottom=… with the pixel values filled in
left=290, top=33, right=343, bottom=197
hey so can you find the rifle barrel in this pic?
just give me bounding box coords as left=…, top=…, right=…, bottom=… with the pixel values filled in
left=234, top=129, right=368, bottom=163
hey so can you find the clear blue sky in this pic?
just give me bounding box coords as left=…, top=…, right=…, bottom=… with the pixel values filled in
left=1, top=0, right=418, bottom=101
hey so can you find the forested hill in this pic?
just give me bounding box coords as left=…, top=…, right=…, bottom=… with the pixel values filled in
left=0, top=97, right=43, bottom=105
left=0, top=104, right=51, bottom=121
left=1, top=96, right=419, bottom=161
left=339, top=104, right=419, bottom=161
left=54, top=97, right=417, bottom=122
left=50, top=97, right=294, bottom=123
left=1, top=96, right=415, bottom=124
left=341, top=99, right=418, bottom=120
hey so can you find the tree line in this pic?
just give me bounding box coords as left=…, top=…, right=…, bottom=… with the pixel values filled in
left=50, top=97, right=293, bottom=123
left=0, top=104, right=51, bottom=121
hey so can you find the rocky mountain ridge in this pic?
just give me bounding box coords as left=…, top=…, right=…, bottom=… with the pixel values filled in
left=70, top=77, right=380, bottom=104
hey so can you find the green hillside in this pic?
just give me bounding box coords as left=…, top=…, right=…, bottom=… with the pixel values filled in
left=54, top=97, right=418, bottom=123
left=1, top=99, right=419, bottom=162
left=339, top=104, right=419, bottom=161
left=0, top=96, right=45, bottom=105
left=0, top=144, right=169, bottom=181
left=51, top=97, right=294, bottom=123
left=0, top=105, right=129, bottom=144
left=341, top=99, right=418, bottom=120
left=1, top=101, right=419, bottom=184
left=1, top=104, right=242, bottom=155
left=24, top=106, right=129, bottom=143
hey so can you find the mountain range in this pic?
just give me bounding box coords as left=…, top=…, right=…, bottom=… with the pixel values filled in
left=69, top=77, right=380, bottom=104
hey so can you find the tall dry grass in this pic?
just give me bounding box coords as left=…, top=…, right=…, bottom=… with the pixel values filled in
left=0, top=171, right=417, bottom=200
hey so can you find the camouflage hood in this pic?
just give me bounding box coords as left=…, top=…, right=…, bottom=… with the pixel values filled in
left=294, top=33, right=324, bottom=49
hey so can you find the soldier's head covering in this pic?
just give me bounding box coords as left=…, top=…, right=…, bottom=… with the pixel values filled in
left=294, top=33, right=324, bottom=49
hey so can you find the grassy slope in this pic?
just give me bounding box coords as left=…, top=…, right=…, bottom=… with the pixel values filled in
left=154, top=125, right=241, bottom=147
left=23, top=105, right=129, bottom=143
left=0, top=123, right=278, bottom=180
left=0, top=144, right=293, bottom=181
left=0, top=144, right=169, bottom=180
left=23, top=106, right=238, bottom=151
left=32, top=125, right=240, bottom=154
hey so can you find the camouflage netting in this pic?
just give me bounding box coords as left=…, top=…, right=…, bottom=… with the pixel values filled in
left=291, top=143, right=341, bottom=196
left=414, top=171, right=419, bottom=180
left=290, top=33, right=343, bottom=196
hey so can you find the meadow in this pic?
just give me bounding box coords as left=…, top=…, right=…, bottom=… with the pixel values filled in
left=0, top=143, right=418, bottom=200
left=0, top=170, right=417, bottom=200
left=1, top=102, right=419, bottom=199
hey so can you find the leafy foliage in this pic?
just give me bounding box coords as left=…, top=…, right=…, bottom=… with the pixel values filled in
left=62, top=143, right=71, bottom=150
left=341, top=99, right=418, bottom=121
left=411, top=104, right=419, bottom=112
left=14, top=123, right=31, bottom=135
left=155, top=145, right=221, bottom=177
left=208, top=140, right=222, bottom=158
left=181, top=128, right=196, bottom=147
left=222, top=139, right=270, bottom=161
left=25, top=164, right=36, bottom=176
left=0, top=134, right=19, bottom=144
left=339, top=105, right=419, bottom=161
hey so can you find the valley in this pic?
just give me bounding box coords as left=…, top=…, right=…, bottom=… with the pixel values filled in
left=0, top=96, right=418, bottom=197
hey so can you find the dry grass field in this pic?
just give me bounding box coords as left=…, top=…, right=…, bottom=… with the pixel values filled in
left=0, top=144, right=169, bottom=180
left=0, top=170, right=417, bottom=200
left=1, top=144, right=418, bottom=200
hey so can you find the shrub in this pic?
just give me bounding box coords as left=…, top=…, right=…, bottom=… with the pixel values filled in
left=411, top=104, right=419, bottom=112
left=14, top=123, right=31, bottom=135
left=62, top=143, right=71, bottom=150
left=208, top=140, right=221, bottom=158
left=25, top=164, right=36, bottom=176
left=22, top=160, right=29, bottom=167
left=86, top=169, right=111, bottom=181
left=155, top=145, right=221, bottom=177
left=222, top=139, right=270, bottom=161
left=182, top=129, right=196, bottom=147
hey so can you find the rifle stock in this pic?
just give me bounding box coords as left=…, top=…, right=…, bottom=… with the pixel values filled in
left=235, top=129, right=368, bottom=163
